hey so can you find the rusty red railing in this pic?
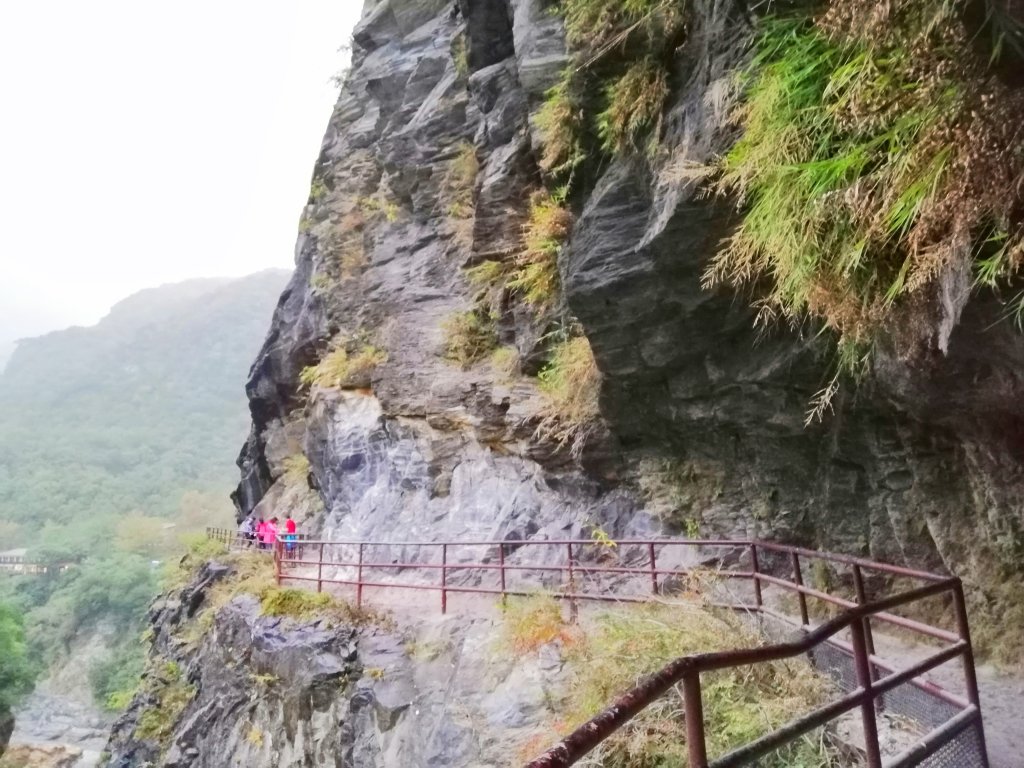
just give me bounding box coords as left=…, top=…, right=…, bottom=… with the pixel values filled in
left=220, top=530, right=987, bottom=768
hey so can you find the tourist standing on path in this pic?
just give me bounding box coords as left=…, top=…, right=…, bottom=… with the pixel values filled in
left=284, top=514, right=297, bottom=556
left=238, top=515, right=255, bottom=547
left=256, top=518, right=267, bottom=550
left=262, top=517, right=279, bottom=550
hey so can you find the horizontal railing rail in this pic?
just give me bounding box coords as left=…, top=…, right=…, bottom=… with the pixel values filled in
left=203, top=529, right=987, bottom=768
left=524, top=578, right=978, bottom=768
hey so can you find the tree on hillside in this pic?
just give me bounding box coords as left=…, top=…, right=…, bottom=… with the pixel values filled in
left=0, top=601, right=35, bottom=718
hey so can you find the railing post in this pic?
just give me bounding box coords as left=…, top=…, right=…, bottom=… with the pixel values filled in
left=750, top=544, right=763, bottom=609
left=850, top=618, right=883, bottom=768
left=317, top=542, right=324, bottom=594
left=441, top=544, right=448, bottom=615
left=648, top=542, right=658, bottom=596
left=852, top=564, right=880, bottom=709
left=356, top=543, right=364, bottom=609
left=498, top=543, right=507, bottom=606
left=273, top=539, right=282, bottom=585
left=682, top=672, right=709, bottom=768
left=791, top=552, right=809, bottom=626
left=567, top=542, right=578, bottom=623
left=952, top=579, right=990, bottom=768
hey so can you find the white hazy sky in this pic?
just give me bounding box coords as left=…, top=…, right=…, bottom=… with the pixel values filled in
left=0, top=0, right=364, bottom=355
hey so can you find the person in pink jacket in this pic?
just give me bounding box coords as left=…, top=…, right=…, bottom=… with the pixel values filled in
left=256, top=518, right=267, bottom=549
left=262, top=517, right=279, bottom=549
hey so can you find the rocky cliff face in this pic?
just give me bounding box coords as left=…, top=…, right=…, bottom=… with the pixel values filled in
left=103, top=561, right=568, bottom=768
left=233, top=0, right=1024, bottom=653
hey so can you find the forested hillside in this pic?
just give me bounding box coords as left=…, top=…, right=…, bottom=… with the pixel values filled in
left=0, top=269, right=289, bottom=711
left=0, top=270, right=290, bottom=548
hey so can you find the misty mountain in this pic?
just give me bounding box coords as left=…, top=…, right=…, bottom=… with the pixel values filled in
left=0, top=270, right=290, bottom=539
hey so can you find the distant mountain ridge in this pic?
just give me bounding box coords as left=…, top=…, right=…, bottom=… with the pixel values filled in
left=0, top=270, right=290, bottom=538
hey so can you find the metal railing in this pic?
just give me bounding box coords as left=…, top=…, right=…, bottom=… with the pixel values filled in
left=245, top=533, right=986, bottom=767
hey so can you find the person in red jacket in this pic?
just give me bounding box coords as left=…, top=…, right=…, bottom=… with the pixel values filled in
left=284, top=515, right=297, bottom=554
left=255, top=518, right=267, bottom=550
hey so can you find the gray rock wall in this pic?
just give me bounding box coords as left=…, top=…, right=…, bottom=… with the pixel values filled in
left=233, top=0, right=1024, bottom=647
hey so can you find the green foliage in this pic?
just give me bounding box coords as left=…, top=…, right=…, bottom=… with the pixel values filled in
left=509, top=192, right=572, bottom=307
left=500, top=594, right=578, bottom=655
left=597, top=56, right=670, bottom=155
left=711, top=4, right=1024, bottom=396
left=180, top=532, right=229, bottom=561
left=442, top=310, right=498, bottom=368
left=536, top=71, right=589, bottom=177
left=561, top=0, right=686, bottom=51
left=358, top=194, right=401, bottom=223
left=135, top=674, right=196, bottom=743
left=452, top=32, right=469, bottom=79
left=300, top=344, right=387, bottom=390
left=309, top=176, right=329, bottom=202
left=551, top=603, right=836, bottom=766
left=89, top=642, right=146, bottom=712
left=538, top=0, right=687, bottom=181
left=538, top=336, right=601, bottom=427
left=0, top=601, right=35, bottom=713
left=309, top=272, right=334, bottom=295
left=259, top=587, right=334, bottom=619
left=444, top=141, right=479, bottom=219
left=465, top=260, right=511, bottom=292
left=490, top=346, right=521, bottom=379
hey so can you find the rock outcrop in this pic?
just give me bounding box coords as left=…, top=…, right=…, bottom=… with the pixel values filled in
left=232, top=0, right=1024, bottom=654
left=103, top=562, right=569, bottom=768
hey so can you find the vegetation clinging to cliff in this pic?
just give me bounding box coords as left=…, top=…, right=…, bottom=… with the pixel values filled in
left=538, top=0, right=688, bottom=182
left=511, top=598, right=836, bottom=766
left=709, top=1, right=1024, bottom=384
left=0, top=602, right=34, bottom=714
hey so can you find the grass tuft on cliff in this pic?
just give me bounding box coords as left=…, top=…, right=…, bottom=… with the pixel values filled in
left=511, top=598, right=837, bottom=766
left=509, top=191, right=573, bottom=307
left=443, top=309, right=499, bottom=368
left=300, top=343, right=387, bottom=391
left=538, top=0, right=687, bottom=183
left=538, top=335, right=602, bottom=434
left=710, top=2, right=1024, bottom=409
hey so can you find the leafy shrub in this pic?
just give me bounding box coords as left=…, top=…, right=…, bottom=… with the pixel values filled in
left=536, top=71, right=590, bottom=177
left=442, top=310, right=498, bottom=368
left=309, top=177, right=328, bottom=202
left=710, top=4, right=1024, bottom=402
left=358, top=194, right=401, bottom=223
left=300, top=344, right=387, bottom=390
